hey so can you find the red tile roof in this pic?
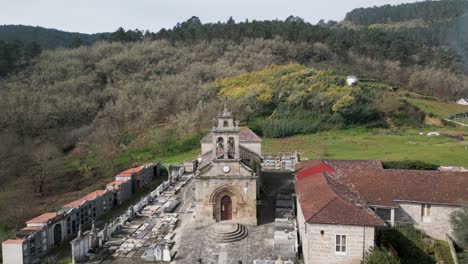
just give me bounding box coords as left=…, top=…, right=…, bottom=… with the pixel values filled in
left=117, top=166, right=144, bottom=177
left=26, top=212, right=60, bottom=224
left=63, top=190, right=107, bottom=208
left=296, top=170, right=384, bottom=226
left=296, top=163, right=335, bottom=180
left=201, top=127, right=262, bottom=143
left=323, top=159, right=383, bottom=171
left=2, top=239, right=24, bottom=245
left=296, top=159, right=468, bottom=228
left=336, top=169, right=468, bottom=207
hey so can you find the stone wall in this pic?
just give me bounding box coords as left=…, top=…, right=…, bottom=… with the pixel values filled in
left=195, top=177, right=257, bottom=226
left=297, top=202, right=375, bottom=264
left=396, top=202, right=460, bottom=240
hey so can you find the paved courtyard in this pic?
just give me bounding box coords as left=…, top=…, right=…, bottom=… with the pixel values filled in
left=173, top=222, right=275, bottom=264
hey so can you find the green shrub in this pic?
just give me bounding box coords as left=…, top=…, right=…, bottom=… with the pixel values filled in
left=364, top=247, right=400, bottom=264
left=261, top=108, right=342, bottom=138
left=391, top=100, right=425, bottom=127
left=434, top=240, right=455, bottom=264
left=382, top=160, right=439, bottom=170
left=450, top=207, right=468, bottom=248
left=382, top=226, right=436, bottom=264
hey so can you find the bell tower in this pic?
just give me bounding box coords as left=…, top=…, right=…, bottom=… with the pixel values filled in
left=211, top=105, right=240, bottom=160
left=194, top=105, right=258, bottom=227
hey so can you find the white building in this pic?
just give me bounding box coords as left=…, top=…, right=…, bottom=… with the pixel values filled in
left=456, top=98, right=468, bottom=105
left=346, top=76, right=358, bottom=86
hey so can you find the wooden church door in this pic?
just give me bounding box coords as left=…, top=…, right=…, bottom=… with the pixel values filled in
left=221, top=195, right=232, bottom=221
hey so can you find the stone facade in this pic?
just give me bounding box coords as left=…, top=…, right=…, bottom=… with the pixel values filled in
left=297, top=203, right=375, bottom=264
left=106, top=179, right=132, bottom=206
left=195, top=107, right=260, bottom=227
left=395, top=202, right=460, bottom=240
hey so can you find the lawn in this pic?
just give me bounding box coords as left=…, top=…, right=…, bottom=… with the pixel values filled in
left=405, top=97, right=468, bottom=118
left=262, top=127, right=468, bottom=167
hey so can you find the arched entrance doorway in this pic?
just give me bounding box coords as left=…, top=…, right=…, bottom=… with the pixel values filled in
left=53, top=224, right=62, bottom=246
left=221, top=195, right=232, bottom=221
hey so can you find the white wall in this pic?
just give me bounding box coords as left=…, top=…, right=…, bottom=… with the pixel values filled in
left=2, top=243, right=24, bottom=264
left=297, top=202, right=375, bottom=264
left=201, top=142, right=212, bottom=155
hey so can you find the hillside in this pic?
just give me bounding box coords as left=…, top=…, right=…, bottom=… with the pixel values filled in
left=0, top=25, right=103, bottom=49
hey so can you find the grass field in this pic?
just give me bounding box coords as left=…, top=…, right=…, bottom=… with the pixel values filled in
left=140, top=126, right=468, bottom=167
left=405, top=97, right=468, bottom=117
left=262, top=127, right=468, bottom=167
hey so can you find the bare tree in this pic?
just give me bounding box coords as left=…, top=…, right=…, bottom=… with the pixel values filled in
left=31, top=143, right=60, bottom=195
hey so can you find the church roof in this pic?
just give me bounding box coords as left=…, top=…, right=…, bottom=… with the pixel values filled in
left=200, top=127, right=262, bottom=143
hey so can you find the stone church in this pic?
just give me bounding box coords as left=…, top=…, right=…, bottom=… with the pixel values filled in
left=194, top=107, right=262, bottom=227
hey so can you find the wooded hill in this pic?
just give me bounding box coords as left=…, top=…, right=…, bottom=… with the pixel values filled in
left=0, top=25, right=102, bottom=49
left=345, top=0, right=468, bottom=25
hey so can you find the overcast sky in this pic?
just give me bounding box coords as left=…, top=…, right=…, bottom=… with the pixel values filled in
left=0, top=0, right=420, bottom=34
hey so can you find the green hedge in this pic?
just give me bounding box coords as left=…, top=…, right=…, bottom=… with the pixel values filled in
left=382, top=160, right=439, bottom=170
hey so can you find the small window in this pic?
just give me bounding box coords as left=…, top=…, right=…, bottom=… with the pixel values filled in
left=223, top=120, right=228, bottom=127
left=421, top=204, right=431, bottom=223
left=335, top=235, right=347, bottom=255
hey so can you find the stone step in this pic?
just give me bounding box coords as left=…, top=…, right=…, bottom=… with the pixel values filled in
left=207, top=223, right=248, bottom=243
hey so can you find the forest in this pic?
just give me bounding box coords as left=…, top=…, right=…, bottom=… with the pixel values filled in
left=0, top=0, right=468, bottom=244
left=0, top=25, right=102, bottom=49
left=345, top=0, right=468, bottom=25
left=0, top=39, right=42, bottom=77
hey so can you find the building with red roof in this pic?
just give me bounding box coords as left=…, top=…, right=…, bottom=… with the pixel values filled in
left=25, top=212, right=61, bottom=226
left=115, top=163, right=158, bottom=194
left=295, top=159, right=468, bottom=264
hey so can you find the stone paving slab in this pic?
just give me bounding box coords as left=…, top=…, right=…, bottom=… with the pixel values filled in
left=173, top=223, right=275, bottom=264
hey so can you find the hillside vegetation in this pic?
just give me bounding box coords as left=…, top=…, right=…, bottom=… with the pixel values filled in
left=0, top=38, right=467, bottom=231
